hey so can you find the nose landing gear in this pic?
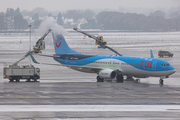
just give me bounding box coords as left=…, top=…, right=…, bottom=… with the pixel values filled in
left=159, top=79, right=164, bottom=85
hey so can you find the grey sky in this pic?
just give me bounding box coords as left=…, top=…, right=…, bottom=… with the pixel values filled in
left=0, top=0, right=179, bottom=12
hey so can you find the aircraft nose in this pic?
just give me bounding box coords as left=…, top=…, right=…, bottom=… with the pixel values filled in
left=171, top=69, right=176, bottom=74
left=168, top=66, right=176, bottom=75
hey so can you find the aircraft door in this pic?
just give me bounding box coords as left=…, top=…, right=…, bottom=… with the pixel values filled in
left=152, top=61, right=157, bottom=70
left=65, top=57, right=68, bottom=63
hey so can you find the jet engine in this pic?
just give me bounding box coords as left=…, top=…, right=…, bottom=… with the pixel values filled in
left=98, top=69, right=116, bottom=79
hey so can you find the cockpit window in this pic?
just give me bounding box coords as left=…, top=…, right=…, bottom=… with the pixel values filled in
left=161, top=64, right=171, bottom=66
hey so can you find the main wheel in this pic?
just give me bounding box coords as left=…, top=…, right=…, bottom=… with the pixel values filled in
left=34, top=76, right=37, bottom=82
left=26, top=79, right=31, bottom=82
left=15, top=77, right=20, bottom=82
left=9, top=79, right=14, bottom=82
left=116, top=75, right=124, bottom=83
left=96, top=76, right=104, bottom=82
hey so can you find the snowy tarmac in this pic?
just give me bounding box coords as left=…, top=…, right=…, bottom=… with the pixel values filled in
left=0, top=31, right=180, bottom=119
left=0, top=105, right=180, bottom=112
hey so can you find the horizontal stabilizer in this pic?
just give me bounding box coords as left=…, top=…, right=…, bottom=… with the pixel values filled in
left=28, top=51, right=39, bottom=64
left=37, top=53, right=61, bottom=58
left=28, top=51, right=62, bottom=66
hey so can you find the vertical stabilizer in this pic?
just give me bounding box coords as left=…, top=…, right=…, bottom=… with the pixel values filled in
left=52, top=33, right=80, bottom=55
left=150, top=49, right=154, bottom=58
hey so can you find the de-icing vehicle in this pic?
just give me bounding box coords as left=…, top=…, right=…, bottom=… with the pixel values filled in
left=3, top=29, right=51, bottom=82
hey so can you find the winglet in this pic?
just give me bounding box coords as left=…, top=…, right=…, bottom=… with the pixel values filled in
left=150, top=49, right=154, bottom=58
left=28, top=51, right=39, bottom=64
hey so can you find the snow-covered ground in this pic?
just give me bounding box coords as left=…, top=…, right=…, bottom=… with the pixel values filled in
left=0, top=31, right=180, bottom=53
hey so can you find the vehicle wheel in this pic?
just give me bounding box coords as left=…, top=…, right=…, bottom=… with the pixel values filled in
left=26, top=79, right=31, bottom=82
left=34, top=76, right=37, bottom=82
left=9, top=79, right=14, bottom=82
left=16, top=77, right=20, bottom=82
left=116, top=75, right=124, bottom=83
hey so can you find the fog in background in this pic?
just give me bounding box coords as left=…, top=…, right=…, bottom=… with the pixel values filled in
left=0, top=0, right=179, bottom=15
left=0, top=0, right=180, bottom=31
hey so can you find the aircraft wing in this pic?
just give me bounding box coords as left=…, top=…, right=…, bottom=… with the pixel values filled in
left=29, top=51, right=62, bottom=66
left=28, top=52, right=104, bottom=72
left=37, top=53, right=61, bottom=58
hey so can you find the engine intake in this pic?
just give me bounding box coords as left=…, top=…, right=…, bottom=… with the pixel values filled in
left=99, top=69, right=116, bottom=79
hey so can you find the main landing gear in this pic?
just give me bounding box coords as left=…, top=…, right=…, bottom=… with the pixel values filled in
left=96, top=74, right=124, bottom=83
left=97, top=76, right=104, bottom=82
left=116, top=75, right=124, bottom=83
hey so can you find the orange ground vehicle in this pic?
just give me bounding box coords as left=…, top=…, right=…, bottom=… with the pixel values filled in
left=158, top=50, right=173, bottom=57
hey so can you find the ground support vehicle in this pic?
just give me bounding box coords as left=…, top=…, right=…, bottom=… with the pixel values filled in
left=158, top=50, right=173, bottom=57
left=3, top=65, right=40, bottom=82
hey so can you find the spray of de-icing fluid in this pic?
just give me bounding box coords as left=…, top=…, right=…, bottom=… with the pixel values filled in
left=34, top=17, right=70, bottom=48
left=37, top=17, right=68, bottom=36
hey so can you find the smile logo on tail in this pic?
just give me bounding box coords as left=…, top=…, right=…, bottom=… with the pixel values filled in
left=55, top=37, right=62, bottom=48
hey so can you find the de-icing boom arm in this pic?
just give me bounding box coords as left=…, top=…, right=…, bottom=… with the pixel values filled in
left=73, top=28, right=122, bottom=56
left=33, top=29, right=51, bottom=53
left=12, top=30, right=52, bottom=66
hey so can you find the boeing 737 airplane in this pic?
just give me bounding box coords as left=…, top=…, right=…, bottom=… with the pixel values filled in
left=29, top=31, right=176, bottom=85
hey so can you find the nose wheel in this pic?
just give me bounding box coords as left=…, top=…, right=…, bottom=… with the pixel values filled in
left=159, top=79, right=164, bottom=85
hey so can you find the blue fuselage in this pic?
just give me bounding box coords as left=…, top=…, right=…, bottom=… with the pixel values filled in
left=54, top=54, right=176, bottom=78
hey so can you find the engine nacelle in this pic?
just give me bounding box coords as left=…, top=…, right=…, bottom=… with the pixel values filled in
left=99, top=69, right=116, bottom=79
